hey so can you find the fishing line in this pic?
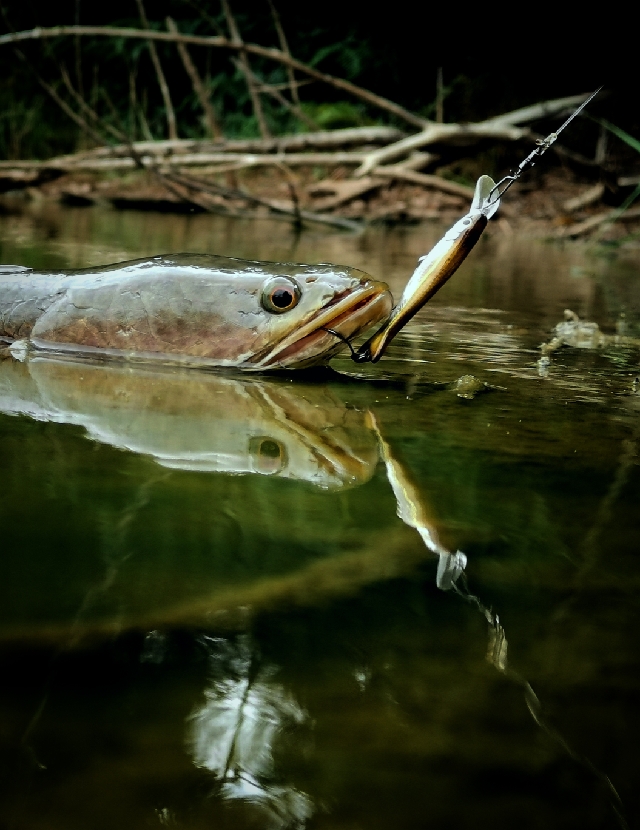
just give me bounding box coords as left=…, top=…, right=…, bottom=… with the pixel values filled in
left=488, top=86, right=603, bottom=205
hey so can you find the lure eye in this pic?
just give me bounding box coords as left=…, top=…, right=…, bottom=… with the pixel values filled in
left=260, top=277, right=301, bottom=314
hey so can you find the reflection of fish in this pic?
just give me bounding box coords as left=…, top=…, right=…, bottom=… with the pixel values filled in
left=0, top=356, right=378, bottom=489
left=0, top=254, right=391, bottom=370
left=0, top=356, right=445, bottom=642
left=357, top=176, right=500, bottom=362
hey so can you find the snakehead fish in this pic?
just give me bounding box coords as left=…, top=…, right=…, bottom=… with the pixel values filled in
left=0, top=254, right=392, bottom=370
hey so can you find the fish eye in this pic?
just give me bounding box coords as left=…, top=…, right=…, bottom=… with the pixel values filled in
left=260, top=277, right=301, bottom=314
left=249, top=436, right=287, bottom=475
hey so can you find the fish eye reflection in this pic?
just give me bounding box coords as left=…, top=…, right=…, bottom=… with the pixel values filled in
left=249, top=437, right=288, bottom=475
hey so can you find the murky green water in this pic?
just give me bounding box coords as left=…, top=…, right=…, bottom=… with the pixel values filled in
left=1, top=199, right=640, bottom=829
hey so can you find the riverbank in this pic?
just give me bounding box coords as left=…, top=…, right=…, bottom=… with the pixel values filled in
left=2, top=163, right=639, bottom=243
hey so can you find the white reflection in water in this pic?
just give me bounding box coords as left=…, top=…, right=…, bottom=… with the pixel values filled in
left=188, top=636, right=312, bottom=829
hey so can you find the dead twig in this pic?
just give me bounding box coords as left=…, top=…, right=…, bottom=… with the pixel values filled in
left=134, top=0, right=178, bottom=140
left=232, top=56, right=318, bottom=131
left=166, top=169, right=359, bottom=230
left=561, top=182, right=605, bottom=213
left=59, top=63, right=127, bottom=143
left=267, top=0, right=305, bottom=113
left=556, top=206, right=640, bottom=238
left=220, top=0, right=270, bottom=139
left=12, top=47, right=105, bottom=146
left=273, top=162, right=303, bottom=229
left=166, top=17, right=222, bottom=140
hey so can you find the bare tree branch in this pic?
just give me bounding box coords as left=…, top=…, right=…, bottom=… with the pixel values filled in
left=12, top=47, right=106, bottom=146
left=59, top=63, right=127, bottom=143
left=232, top=55, right=318, bottom=130
left=266, top=0, right=301, bottom=108
left=355, top=122, right=526, bottom=177
left=166, top=16, right=222, bottom=140
left=0, top=25, right=428, bottom=129
left=220, top=0, right=270, bottom=139
left=134, top=0, right=178, bottom=140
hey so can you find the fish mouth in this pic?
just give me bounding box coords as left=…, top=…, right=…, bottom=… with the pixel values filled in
left=250, top=280, right=393, bottom=369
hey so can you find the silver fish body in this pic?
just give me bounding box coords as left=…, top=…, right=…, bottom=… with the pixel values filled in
left=0, top=254, right=392, bottom=370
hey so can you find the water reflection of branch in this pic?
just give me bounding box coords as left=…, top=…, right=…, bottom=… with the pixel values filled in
left=452, top=574, right=629, bottom=830
left=189, top=635, right=313, bottom=829
left=68, top=470, right=170, bottom=645
left=19, top=471, right=169, bottom=771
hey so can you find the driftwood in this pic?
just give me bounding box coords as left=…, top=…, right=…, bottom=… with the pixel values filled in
left=619, top=175, right=640, bottom=187
left=354, top=93, right=596, bottom=176
left=355, top=123, right=526, bottom=177
left=307, top=154, right=438, bottom=211
left=484, top=94, right=595, bottom=127
left=372, top=168, right=474, bottom=199
left=22, top=127, right=405, bottom=165
left=562, top=183, right=605, bottom=213
left=0, top=46, right=619, bottom=234
left=0, top=152, right=381, bottom=172
left=306, top=168, right=477, bottom=214
left=556, top=206, right=640, bottom=238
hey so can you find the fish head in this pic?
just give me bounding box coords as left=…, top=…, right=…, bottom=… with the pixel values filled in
left=241, top=259, right=393, bottom=369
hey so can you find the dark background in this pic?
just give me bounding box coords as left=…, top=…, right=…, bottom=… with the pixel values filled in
left=0, top=0, right=636, bottom=162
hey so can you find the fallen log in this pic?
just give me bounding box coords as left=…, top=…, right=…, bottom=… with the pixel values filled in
left=0, top=152, right=375, bottom=172
left=355, top=123, right=526, bottom=177
left=561, top=182, right=605, bottom=213
left=354, top=92, right=597, bottom=177
left=44, top=127, right=407, bottom=162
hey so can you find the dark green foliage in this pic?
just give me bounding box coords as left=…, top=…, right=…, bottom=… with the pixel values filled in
left=0, top=1, right=637, bottom=160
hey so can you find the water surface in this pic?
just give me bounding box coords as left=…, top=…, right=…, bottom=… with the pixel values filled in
left=1, top=200, right=639, bottom=830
